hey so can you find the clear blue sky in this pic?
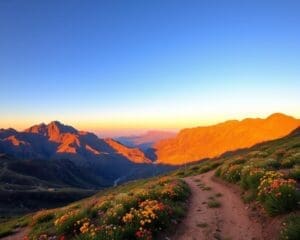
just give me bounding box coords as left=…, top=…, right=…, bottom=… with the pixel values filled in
left=0, top=0, right=299, bottom=134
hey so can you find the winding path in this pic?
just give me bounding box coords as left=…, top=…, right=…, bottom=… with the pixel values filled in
left=173, top=171, right=263, bottom=240
left=1, top=228, right=28, bottom=240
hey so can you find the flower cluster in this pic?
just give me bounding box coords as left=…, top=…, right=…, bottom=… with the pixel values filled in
left=31, top=210, right=54, bottom=226
left=221, top=164, right=243, bottom=183
left=54, top=210, right=79, bottom=226
left=258, top=173, right=296, bottom=197
left=135, top=228, right=152, bottom=240
left=122, top=199, right=166, bottom=225
left=73, top=217, right=95, bottom=235
left=27, top=177, right=189, bottom=240
left=248, top=167, right=265, bottom=176
left=160, top=181, right=178, bottom=199
left=122, top=212, right=134, bottom=223
left=138, top=200, right=165, bottom=222
left=240, top=166, right=265, bottom=190
left=257, top=171, right=298, bottom=215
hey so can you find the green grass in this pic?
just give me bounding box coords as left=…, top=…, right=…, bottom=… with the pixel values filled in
left=196, top=222, right=208, bottom=228
left=242, top=190, right=256, bottom=203
left=280, top=214, right=300, bottom=240
left=215, top=193, right=222, bottom=198
left=1, top=120, right=300, bottom=239
left=0, top=216, right=29, bottom=238
left=207, top=200, right=221, bottom=208
left=202, top=186, right=212, bottom=191
left=7, top=176, right=191, bottom=240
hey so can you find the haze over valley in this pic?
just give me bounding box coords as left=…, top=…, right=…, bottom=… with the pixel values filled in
left=1, top=1, right=300, bottom=239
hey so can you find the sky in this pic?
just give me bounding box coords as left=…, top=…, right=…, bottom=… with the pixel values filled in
left=0, top=0, right=300, bottom=136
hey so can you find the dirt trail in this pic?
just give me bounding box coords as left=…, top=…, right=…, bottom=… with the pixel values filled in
left=173, top=171, right=263, bottom=240
left=1, top=228, right=29, bottom=240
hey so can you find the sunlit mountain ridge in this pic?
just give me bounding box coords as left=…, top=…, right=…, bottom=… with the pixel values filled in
left=154, top=113, right=300, bottom=165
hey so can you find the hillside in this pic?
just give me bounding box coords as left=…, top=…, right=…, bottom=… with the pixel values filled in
left=0, top=154, right=108, bottom=189
left=0, top=154, right=110, bottom=216
left=155, top=113, right=300, bottom=165
left=1, top=127, right=299, bottom=239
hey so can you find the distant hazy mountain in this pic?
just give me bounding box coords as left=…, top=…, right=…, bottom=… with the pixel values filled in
left=154, top=113, right=300, bottom=165
left=116, top=130, right=176, bottom=150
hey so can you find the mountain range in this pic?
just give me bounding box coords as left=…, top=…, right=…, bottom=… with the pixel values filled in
left=2, top=113, right=299, bottom=168
left=0, top=121, right=150, bottom=164
left=1, top=113, right=300, bottom=215
left=0, top=121, right=162, bottom=189
left=154, top=113, right=300, bottom=164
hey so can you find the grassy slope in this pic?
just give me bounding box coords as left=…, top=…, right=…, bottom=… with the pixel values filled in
left=1, top=130, right=299, bottom=239
left=0, top=157, right=109, bottom=217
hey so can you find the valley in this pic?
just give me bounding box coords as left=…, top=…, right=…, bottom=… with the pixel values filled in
left=1, top=1, right=300, bottom=239
left=0, top=116, right=299, bottom=239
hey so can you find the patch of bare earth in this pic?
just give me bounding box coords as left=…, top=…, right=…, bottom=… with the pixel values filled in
left=171, top=171, right=278, bottom=240
left=1, top=227, right=29, bottom=240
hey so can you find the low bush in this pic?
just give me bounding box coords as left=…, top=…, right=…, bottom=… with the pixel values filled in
left=280, top=214, right=300, bottom=240
left=31, top=210, right=55, bottom=225
left=240, top=166, right=265, bottom=190
left=289, top=165, right=300, bottom=180
left=232, top=158, right=246, bottom=165
left=207, top=200, right=221, bottom=208
left=223, top=164, right=243, bottom=183
left=281, top=157, right=297, bottom=168
left=258, top=171, right=298, bottom=216
left=264, top=159, right=281, bottom=169
left=242, top=190, right=256, bottom=203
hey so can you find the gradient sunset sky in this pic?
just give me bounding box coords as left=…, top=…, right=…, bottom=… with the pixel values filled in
left=1, top=1, right=300, bottom=136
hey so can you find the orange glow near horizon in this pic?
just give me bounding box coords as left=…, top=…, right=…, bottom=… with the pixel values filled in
left=1, top=110, right=300, bottom=137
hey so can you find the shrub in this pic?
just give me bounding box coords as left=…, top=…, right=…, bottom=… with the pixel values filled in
left=240, top=166, right=265, bottom=190
left=176, top=171, right=185, bottom=177
left=281, top=155, right=300, bottom=168
left=31, top=210, right=55, bottom=226
left=223, top=164, right=243, bottom=183
left=272, top=148, right=287, bottom=160
left=258, top=171, right=298, bottom=216
left=255, top=158, right=280, bottom=169
left=289, top=165, right=300, bottom=180
left=190, top=166, right=199, bottom=171
left=54, top=209, right=83, bottom=234
left=214, top=167, right=222, bottom=177
left=232, top=158, right=246, bottom=165
left=242, top=190, right=256, bottom=203
left=280, top=214, right=300, bottom=240
left=265, top=159, right=281, bottom=169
